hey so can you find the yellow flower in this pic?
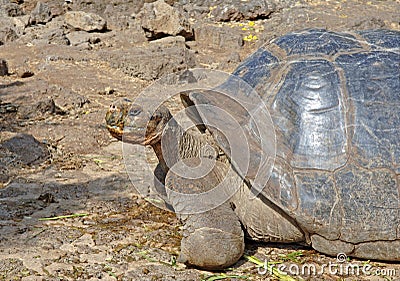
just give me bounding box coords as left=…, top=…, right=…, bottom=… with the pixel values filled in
left=248, top=21, right=255, bottom=27
left=243, top=34, right=258, bottom=42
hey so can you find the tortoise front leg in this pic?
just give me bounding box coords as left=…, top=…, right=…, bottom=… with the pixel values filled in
left=165, top=158, right=244, bottom=270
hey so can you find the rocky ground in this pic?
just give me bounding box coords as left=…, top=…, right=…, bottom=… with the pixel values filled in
left=0, top=0, right=399, bottom=280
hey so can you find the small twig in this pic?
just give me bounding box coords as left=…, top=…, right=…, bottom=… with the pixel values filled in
left=202, top=273, right=249, bottom=281
left=27, top=228, right=46, bottom=240
left=38, top=213, right=88, bottom=221
left=54, top=135, right=66, bottom=144
left=144, top=197, right=164, bottom=204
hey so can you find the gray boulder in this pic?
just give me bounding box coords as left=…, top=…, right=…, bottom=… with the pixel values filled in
left=102, top=45, right=195, bottom=80
left=176, top=0, right=285, bottom=21
left=29, top=2, right=52, bottom=25
left=66, top=31, right=101, bottom=47
left=137, top=0, right=193, bottom=40
left=31, top=28, right=70, bottom=46
left=0, top=0, right=24, bottom=17
left=194, top=24, right=243, bottom=49
left=149, top=36, right=186, bottom=47
left=210, top=0, right=277, bottom=21
left=64, top=11, right=107, bottom=32
left=0, top=18, right=19, bottom=45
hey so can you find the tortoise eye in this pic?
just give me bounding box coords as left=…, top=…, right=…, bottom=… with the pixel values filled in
left=129, top=108, right=141, bottom=117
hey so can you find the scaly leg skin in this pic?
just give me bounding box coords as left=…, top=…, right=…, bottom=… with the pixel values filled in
left=165, top=158, right=244, bottom=270
left=231, top=185, right=305, bottom=243
left=152, top=163, right=175, bottom=211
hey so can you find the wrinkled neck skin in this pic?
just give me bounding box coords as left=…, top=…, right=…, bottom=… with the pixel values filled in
left=150, top=118, right=215, bottom=174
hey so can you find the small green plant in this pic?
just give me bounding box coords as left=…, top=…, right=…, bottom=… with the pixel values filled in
left=278, top=251, right=304, bottom=262
left=244, top=255, right=299, bottom=281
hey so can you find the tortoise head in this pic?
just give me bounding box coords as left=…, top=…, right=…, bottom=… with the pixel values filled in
left=105, top=98, right=172, bottom=146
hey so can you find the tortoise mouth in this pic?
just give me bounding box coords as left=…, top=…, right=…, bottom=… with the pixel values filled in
left=106, top=125, right=123, bottom=141
left=105, top=109, right=126, bottom=141
left=107, top=123, right=157, bottom=146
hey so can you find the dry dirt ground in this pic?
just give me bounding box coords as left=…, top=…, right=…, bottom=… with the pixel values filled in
left=0, top=0, right=399, bottom=280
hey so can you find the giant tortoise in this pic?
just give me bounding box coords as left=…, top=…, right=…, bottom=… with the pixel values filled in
left=106, top=29, right=400, bottom=269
